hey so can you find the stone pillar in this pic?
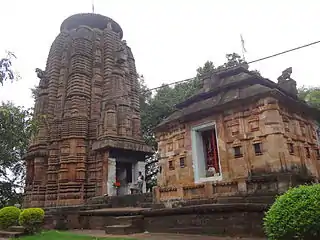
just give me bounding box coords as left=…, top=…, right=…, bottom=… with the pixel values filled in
left=101, top=152, right=109, bottom=196
left=107, top=158, right=116, bottom=196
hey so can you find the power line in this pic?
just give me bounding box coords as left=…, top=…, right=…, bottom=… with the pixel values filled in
left=144, top=39, right=320, bottom=93
left=97, top=39, right=320, bottom=102
left=248, top=40, right=320, bottom=64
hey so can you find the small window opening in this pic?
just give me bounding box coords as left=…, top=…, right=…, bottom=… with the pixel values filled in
left=288, top=143, right=294, bottom=155
left=253, top=143, right=262, bottom=155
left=305, top=147, right=311, bottom=158
left=179, top=157, right=186, bottom=168
left=169, top=160, right=175, bottom=170
left=316, top=149, right=320, bottom=160
left=233, top=146, right=243, bottom=158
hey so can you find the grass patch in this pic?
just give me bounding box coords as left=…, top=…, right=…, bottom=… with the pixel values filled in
left=13, top=230, right=136, bottom=240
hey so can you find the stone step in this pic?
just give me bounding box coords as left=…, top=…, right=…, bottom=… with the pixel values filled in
left=115, top=215, right=143, bottom=225
left=216, top=197, right=246, bottom=204
left=139, top=203, right=165, bottom=209
left=7, top=226, right=25, bottom=233
left=105, top=224, right=143, bottom=235
left=245, top=196, right=275, bottom=204
left=0, top=230, right=24, bottom=238
left=216, top=195, right=275, bottom=204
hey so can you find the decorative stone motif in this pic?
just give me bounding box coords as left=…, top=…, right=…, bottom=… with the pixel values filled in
left=23, top=13, right=152, bottom=207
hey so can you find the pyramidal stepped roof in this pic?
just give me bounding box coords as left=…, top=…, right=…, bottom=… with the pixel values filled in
left=156, top=64, right=320, bottom=130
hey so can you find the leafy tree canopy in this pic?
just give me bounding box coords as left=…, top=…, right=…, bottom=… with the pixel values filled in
left=0, top=51, right=18, bottom=86
left=298, top=86, right=320, bottom=110
left=0, top=52, right=36, bottom=207
left=0, top=102, right=36, bottom=207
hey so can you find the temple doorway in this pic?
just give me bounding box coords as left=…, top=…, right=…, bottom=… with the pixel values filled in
left=116, top=161, right=133, bottom=195
left=201, top=128, right=221, bottom=177
left=108, top=149, right=147, bottom=196
left=191, top=122, right=222, bottom=183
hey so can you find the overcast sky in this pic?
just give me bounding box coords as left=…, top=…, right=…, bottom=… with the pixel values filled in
left=0, top=0, right=319, bottom=108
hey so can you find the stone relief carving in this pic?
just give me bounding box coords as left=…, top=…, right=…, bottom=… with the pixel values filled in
left=114, top=42, right=128, bottom=64
left=35, top=68, right=46, bottom=79
left=35, top=68, right=48, bottom=88
left=277, top=67, right=293, bottom=82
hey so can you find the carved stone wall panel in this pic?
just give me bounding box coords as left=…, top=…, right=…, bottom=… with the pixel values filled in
left=155, top=98, right=320, bottom=202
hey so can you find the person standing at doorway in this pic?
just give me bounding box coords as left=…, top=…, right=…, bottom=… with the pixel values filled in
left=137, top=171, right=144, bottom=194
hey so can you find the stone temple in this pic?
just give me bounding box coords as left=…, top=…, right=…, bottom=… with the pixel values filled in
left=24, top=13, right=152, bottom=207
left=154, top=60, right=320, bottom=202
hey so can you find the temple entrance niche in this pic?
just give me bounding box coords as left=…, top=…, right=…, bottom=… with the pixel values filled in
left=116, top=161, right=133, bottom=195
left=191, top=122, right=222, bottom=183
left=108, top=149, right=146, bottom=196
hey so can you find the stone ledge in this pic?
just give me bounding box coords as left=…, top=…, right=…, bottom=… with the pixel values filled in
left=92, top=136, right=153, bottom=154
left=143, top=203, right=269, bottom=217
left=79, top=207, right=149, bottom=216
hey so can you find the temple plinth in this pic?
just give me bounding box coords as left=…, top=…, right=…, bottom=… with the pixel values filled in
left=24, top=13, right=152, bottom=207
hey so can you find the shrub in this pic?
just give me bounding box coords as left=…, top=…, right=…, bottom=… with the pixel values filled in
left=264, top=184, right=320, bottom=240
left=0, top=206, right=21, bottom=229
left=19, top=208, right=45, bottom=233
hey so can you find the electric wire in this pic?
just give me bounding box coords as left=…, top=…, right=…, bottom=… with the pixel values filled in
left=101, top=39, right=320, bottom=102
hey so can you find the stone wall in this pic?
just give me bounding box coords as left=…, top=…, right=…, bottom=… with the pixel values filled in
left=43, top=202, right=268, bottom=237
left=155, top=97, right=320, bottom=201
left=143, top=204, right=267, bottom=237
left=279, top=104, right=320, bottom=176
left=154, top=172, right=313, bottom=202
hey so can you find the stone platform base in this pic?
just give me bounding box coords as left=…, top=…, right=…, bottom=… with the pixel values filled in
left=44, top=203, right=267, bottom=237
left=71, top=229, right=266, bottom=239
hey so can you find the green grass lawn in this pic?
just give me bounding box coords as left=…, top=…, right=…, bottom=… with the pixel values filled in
left=13, top=231, right=137, bottom=240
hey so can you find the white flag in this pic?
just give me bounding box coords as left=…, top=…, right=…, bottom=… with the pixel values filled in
left=240, top=34, right=247, bottom=53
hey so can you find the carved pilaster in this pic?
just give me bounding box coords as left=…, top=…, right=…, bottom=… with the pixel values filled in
left=107, top=158, right=116, bottom=196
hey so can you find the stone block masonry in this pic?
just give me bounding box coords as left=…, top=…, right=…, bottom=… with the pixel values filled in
left=23, top=13, right=152, bottom=207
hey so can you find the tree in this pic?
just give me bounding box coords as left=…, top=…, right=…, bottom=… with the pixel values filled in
left=0, top=102, right=36, bottom=207
left=0, top=51, right=18, bottom=86
left=196, top=60, right=215, bottom=78
left=298, top=86, right=320, bottom=110
left=0, top=52, right=36, bottom=207
left=30, top=86, right=40, bottom=100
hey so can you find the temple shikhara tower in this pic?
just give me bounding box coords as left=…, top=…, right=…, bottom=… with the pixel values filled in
left=24, top=13, right=152, bottom=207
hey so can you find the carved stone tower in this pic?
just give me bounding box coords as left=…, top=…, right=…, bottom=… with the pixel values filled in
left=24, top=13, right=152, bottom=207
